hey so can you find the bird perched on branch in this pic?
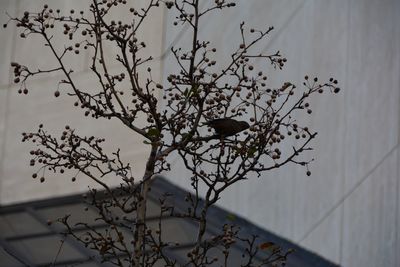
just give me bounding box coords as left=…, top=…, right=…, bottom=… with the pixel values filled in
left=204, top=118, right=250, bottom=137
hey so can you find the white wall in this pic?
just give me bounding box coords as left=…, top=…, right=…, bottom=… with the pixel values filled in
left=0, top=0, right=165, bottom=203
left=161, top=1, right=400, bottom=266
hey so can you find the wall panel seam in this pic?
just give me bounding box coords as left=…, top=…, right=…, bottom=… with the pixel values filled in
left=298, top=143, right=399, bottom=244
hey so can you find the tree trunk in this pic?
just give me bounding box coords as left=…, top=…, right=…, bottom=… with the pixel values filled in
left=133, top=144, right=157, bottom=266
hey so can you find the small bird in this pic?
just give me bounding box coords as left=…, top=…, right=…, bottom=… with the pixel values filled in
left=204, top=118, right=250, bottom=137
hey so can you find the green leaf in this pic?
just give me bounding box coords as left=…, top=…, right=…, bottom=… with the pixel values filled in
left=191, top=84, right=199, bottom=95
left=247, top=147, right=257, bottom=157
left=226, top=214, right=236, bottom=221
left=181, top=132, right=193, bottom=140
left=147, top=128, right=160, bottom=138
left=183, top=88, right=190, bottom=97
left=184, top=85, right=200, bottom=98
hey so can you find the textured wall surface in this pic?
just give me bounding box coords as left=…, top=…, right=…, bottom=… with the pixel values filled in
left=161, top=1, right=400, bottom=266
left=0, top=1, right=399, bottom=266
left=0, top=0, right=165, bottom=203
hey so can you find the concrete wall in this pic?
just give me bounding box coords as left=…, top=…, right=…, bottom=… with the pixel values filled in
left=161, top=1, right=400, bottom=266
left=0, top=0, right=165, bottom=203
left=0, top=1, right=399, bottom=266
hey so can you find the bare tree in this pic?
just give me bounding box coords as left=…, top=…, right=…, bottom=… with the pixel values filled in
left=5, top=0, right=340, bottom=266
